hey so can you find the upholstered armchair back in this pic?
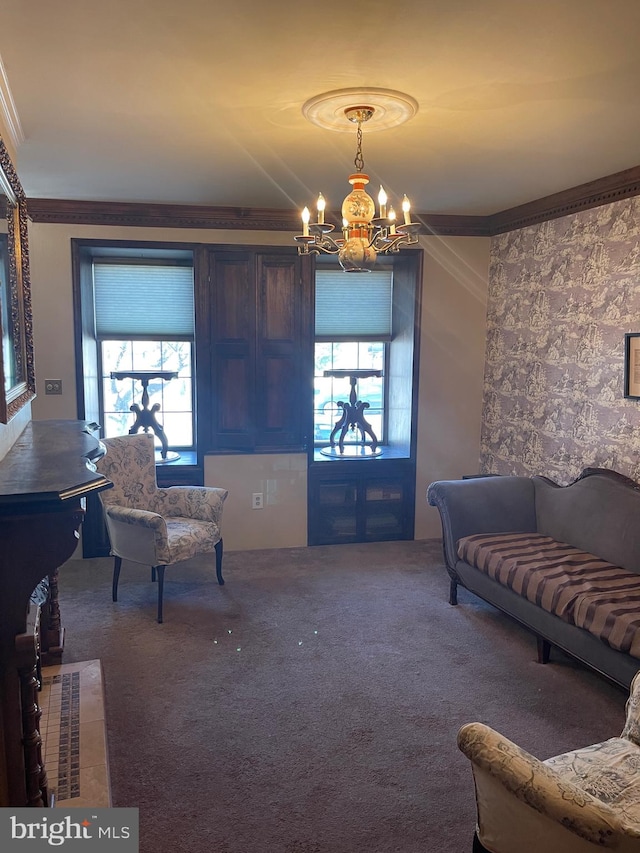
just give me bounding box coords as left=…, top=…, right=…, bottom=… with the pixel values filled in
left=97, top=433, right=160, bottom=511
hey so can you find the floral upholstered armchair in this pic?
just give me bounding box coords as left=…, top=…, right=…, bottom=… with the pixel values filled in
left=95, top=433, right=228, bottom=623
left=458, top=670, right=640, bottom=852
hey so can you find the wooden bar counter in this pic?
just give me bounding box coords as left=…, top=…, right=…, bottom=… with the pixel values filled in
left=0, top=420, right=111, bottom=806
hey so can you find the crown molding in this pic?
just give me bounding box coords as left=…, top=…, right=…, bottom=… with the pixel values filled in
left=25, top=199, right=300, bottom=231
left=25, top=164, right=640, bottom=237
left=26, top=197, right=490, bottom=236
left=487, top=165, right=640, bottom=235
left=417, top=214, right=491, bottom=237
left=0, top=55, right=24, bottom=151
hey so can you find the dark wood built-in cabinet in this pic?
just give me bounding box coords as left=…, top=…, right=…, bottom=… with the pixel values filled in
left=204, top=248, right=313, bottom=453
left=308, top=458, right=416, bottom=545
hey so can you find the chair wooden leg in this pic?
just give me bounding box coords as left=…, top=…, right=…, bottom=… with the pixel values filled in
left=215, top=539, right=224, bottom=586
left=151, top=566, right=156, bottom=582
left=112, top=556, right=122, bottom=602
left=449, top=578, right=458, bottom=605
left=155, top=565, right=165, bottom=623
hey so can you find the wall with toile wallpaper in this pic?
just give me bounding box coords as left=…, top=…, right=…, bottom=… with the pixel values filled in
left=480, top=195, right=640, bottom=485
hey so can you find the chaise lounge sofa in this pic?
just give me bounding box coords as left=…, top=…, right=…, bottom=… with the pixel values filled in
left=427, top=468, right=640, bottom=688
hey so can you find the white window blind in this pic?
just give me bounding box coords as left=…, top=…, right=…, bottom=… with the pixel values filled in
left=94, top=263, right=195, bottom=336
left=315, top=269, right=393, bottom=337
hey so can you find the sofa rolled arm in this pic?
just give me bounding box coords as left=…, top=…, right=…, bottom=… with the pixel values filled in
left=458, top=722, right=626, bottom=848
left=427, top=476, right=537, bottom=573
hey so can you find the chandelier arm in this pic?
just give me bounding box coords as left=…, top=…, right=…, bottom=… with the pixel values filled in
left=362, top=232, right=379, bottom=251
left=318, top=240, right=341, bottom=254
left=295, top=230, right=341, bottom=255
left=296, top=242, right=342, bottom=257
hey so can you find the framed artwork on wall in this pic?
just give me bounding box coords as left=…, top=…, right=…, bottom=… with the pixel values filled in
left=0, top=137, right=35, bottom=423
left=624, top=333, right=640, bottom=399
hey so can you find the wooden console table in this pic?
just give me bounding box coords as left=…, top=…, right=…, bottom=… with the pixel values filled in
left=0, top=420, right=111, bottom=807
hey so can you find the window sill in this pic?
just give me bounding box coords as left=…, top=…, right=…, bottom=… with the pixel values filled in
left=155, top=449, right=197, bottom=467
left=155, top=450, right=202, bottom=486
left=311, top=444, right=411, bottom=463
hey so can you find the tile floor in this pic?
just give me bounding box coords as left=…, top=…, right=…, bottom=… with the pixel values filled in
left=38, top=659, right=112, bottom=808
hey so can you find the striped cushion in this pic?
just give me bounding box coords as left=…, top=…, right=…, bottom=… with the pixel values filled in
left=457, top=532, right=640, bottom=657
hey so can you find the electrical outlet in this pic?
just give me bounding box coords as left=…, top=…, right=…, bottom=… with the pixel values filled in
left=44, top=379, right=63, bottom=395
left=252, top=492, right=264, bottom=509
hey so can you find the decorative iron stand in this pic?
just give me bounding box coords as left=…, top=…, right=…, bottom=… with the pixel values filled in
left=110, top=370, right=179, bottom=461
left=321, top=369, right=383, bottom=458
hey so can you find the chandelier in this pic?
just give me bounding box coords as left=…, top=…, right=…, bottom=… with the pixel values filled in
left=295, top=100, right=420, bottom=273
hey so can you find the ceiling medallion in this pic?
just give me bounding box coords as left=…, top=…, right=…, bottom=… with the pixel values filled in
left=302, top=87, right=419, bottom=132
left=295, top=89, right=420, bottom=273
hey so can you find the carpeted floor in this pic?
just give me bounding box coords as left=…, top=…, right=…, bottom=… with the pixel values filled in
left=58, top=538, right=628, bottom=853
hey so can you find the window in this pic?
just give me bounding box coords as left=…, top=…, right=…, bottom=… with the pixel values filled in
left=100, top=340, right=194, bottom=444
left=314, top=267, right=392, bottom=446
left=93, top=258, right=195, bottom=450
left=314, top=342, right=385, bottom=443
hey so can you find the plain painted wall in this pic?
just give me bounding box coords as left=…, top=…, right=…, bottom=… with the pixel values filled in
left=205, top=453, right=308, bottom=551
left=414, top=235, right=490, bottom=539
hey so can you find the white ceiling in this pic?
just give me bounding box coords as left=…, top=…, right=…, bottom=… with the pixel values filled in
left=1, top=0, right=640, bottom=217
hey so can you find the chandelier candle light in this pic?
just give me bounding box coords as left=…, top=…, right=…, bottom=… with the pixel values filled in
left=295, top=102, right=420, bottom=272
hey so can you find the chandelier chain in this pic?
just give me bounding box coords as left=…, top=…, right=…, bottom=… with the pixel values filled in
left=354, top=122, right=365, bottom=172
